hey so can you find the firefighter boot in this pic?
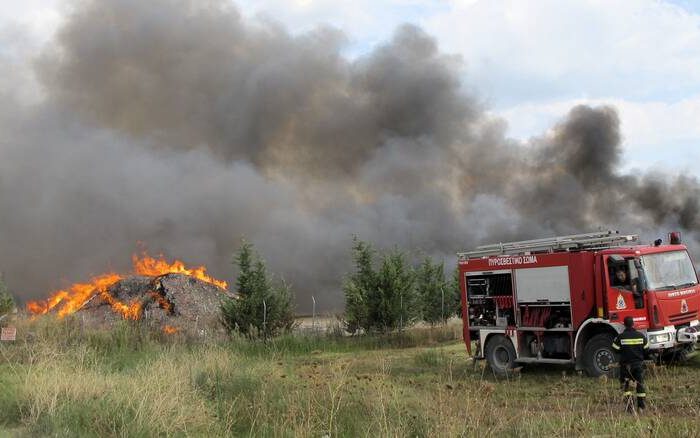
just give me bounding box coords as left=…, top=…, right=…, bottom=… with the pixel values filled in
left=637, top=395, right=646, bottom=411
left=621, top=377, right=634, bottom=413
left=624, top=393, right=635, bottom=414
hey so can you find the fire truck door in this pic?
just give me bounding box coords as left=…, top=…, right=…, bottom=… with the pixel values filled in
left=605, top=256, right=645, bottom=324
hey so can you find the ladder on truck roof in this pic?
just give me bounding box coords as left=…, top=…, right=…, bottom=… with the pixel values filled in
left=457, top=231, right=639, bottom=259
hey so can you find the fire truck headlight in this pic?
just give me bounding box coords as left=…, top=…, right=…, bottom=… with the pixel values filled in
left=650, top=333, right=670, bottom=343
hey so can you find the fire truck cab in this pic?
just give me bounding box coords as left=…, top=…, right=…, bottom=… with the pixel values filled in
left=458, top=231, right=700, bottom=376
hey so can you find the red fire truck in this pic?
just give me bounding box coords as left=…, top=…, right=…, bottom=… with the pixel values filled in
left=458, top=231, right=700, bottom=376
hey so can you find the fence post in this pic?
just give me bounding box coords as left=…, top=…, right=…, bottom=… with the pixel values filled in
left=262, top=299, right=267, bottom=340
left=400, top=292, right=403, bottom=331
left=312, top=295, right=317, bottom=334
left=441, top=286, right=445, bottom=325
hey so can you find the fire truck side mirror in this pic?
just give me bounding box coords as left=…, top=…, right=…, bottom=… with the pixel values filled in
left=633, top=278, right=642, bottom=294
left=633, top=259, right=648, bottom=292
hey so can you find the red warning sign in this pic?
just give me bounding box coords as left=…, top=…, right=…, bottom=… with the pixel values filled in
left=1, top=327, right=16, bottom=341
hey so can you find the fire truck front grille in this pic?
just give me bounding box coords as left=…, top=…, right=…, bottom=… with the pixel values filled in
left=669, top=312, right=698, bottom=323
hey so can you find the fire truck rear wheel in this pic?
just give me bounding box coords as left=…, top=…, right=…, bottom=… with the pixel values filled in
left=485, top=335, right=516, bottom=376
left=583, top=333, right=618, bottom=377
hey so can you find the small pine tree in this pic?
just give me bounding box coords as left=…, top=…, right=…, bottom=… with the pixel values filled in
left=221, top=242, right=295, bottom=338
left=343, top=238, right=416, bottom=333
left=343, top=237, right=375, bottom=334
left=374, top=250, right=416, bottom=332
left=417, top=257, right=449, bottom=325
left=451, top=266, right=463, bottom=318
left=0, top=274, right=14, bottom=317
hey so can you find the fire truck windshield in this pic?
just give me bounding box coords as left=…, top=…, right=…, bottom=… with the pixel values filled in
left=640, top=250, right=698, bottom=291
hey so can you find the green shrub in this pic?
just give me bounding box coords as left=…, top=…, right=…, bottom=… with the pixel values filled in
left=343, top=237, right=416, bottom=333
left=416, top=257, right=451, bottom=325
left=343, top=238, right=375, bottom=333
left=0, top=274, right=15, bottom=318
left=221, top=241, right=295, bottom=339
left=450, top=266, right=463, bottom=317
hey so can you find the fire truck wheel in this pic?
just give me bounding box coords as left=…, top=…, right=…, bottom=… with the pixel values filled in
left=583, top=333, right=618, bottom=377
left=485, top=335, right=516, bottom=376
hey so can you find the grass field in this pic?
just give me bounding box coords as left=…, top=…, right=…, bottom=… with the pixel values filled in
left=1, top=317, right=700, bottom=437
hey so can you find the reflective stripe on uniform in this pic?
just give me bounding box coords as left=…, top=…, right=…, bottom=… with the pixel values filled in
left=644, top=342, right=649, bottom=348
left=612, top=343, right=620, bottom=350
left=620, top=338, right=644, bottom=345
left=637, top=393, right=646, bottom=397
left=623, top=391, right=633, bottom=396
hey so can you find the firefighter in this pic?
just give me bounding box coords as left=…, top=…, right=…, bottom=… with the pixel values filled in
left=614, top=267, right=630, bottom=289
left=612, top=316, right=649, bottom=411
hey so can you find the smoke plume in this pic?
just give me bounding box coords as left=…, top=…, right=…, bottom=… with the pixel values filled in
left=1, top=0, right=698, bottom=311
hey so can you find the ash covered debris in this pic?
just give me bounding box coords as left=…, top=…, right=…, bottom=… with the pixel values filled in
left=153, top=273, right=235, bottom=324
left=79, top=274, right=235, bottom=330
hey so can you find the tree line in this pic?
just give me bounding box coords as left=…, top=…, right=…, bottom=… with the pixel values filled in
left=221, top=237, right=460, bottom=338
left=0, top=238, right=461, bottom=337
left=343, top=237, right=460, bottom=334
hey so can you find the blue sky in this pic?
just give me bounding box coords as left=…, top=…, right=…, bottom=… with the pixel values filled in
left=2, top=0, right=699, bottom=174
left=236, top=0, right=700, bottom=174
left=668, top=0, right=700, bottom=15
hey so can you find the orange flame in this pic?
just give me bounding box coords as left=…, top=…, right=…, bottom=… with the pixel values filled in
left=149, top=292, right=173, bottom=313
left=163, top=325, right=179, bottom=334
left=98, top=289, right=142, bottom=320
left=27, top=250, right=227, bottom=319
left=27, top=273, right=124, bottom=317
left=132, top=253, right=228, bottom=289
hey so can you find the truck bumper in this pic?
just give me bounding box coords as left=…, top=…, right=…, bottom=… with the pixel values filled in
left=647, top=320, right=700, bottom=350
left=677, top=324, right=700, bottom=343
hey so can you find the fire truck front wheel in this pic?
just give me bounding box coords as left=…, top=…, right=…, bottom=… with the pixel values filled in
left=583, top=333, right=618, bottom=377
left=485, top=335, right=516, bottom=376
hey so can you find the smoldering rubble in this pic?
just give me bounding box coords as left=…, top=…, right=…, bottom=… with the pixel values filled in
left=78, top=274, right=234, bottom=331
left=0, top=0, right=698, bottom=311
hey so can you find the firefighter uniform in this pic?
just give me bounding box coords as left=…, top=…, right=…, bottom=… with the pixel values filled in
left=612, top=328, right=649, bottom=410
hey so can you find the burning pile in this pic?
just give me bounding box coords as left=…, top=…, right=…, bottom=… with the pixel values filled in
left=27, top=252, right=233, bottom=331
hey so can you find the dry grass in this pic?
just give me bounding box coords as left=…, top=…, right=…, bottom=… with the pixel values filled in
left=2, top=316, right=700, bottom=436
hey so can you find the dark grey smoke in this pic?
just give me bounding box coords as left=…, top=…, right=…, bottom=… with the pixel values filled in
left=1, top=0, right=698, bottom=311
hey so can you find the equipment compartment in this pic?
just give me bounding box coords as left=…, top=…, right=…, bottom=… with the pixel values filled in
left=466, top=271, right=515, bottom=327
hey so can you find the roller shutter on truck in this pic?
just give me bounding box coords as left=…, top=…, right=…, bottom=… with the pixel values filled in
left=515, top=266, right=571, bottom=304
